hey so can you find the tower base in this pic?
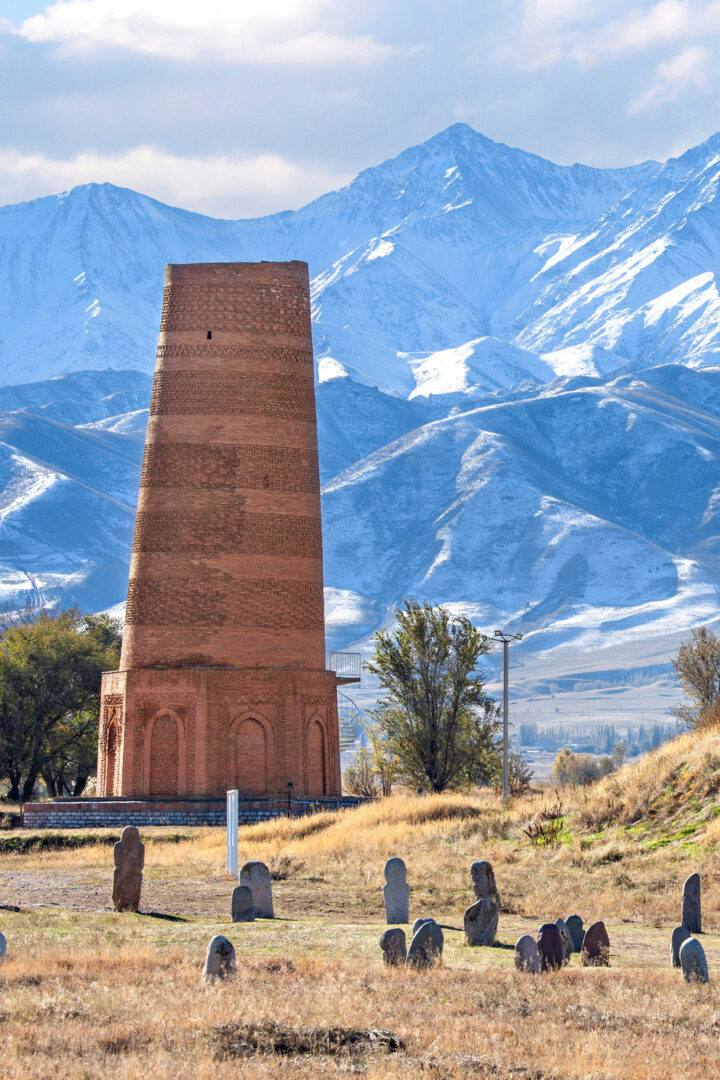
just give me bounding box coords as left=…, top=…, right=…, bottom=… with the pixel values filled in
left=98, top=667, right=341, bottom=799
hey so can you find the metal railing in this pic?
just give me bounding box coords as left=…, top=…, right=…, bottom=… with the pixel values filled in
left=337, top=691, right=361, bottom=750
left=326, top=650, right=362, bottom=682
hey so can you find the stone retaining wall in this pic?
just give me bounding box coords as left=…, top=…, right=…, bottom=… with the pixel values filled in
left=22, top=795, right=364, bottom=829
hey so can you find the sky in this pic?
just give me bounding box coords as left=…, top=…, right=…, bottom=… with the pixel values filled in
left=2, top=0, right=720, bottom=218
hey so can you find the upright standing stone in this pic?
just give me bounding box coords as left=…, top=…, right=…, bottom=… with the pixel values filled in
left=231, top=884, right=255, bottom=922
left=112, top=826, right=145, bottom=912
left=0, top=931, right=6, bottom=960
left=380, top=928, right=407, bottom=966
left=555, top=918, right=572, bottom=965
left=679, top=937, right=709, bottom=984
left=471, top=861, right=501, bottom=906
left=682, top=873, right=701, bottom=934
left=240, top=861, right=273, bottom=918
left=565, top=914, right=584, bottom=953
left=464, top=898, right=498, bottom=946
left=406, top=920, right=444, bottom=968
left=515, top=934, right=540, bottom=973
left=412, top=917, right=434, bottom=935
left=671, top=925, right=691, bottom=968
left=383, top=858, right=410, bottom=924
left=581, top=921, right=610, bottom=967
left=202, top=935, right=236, bottom=981
left=537, top=923, right=563, bottom=972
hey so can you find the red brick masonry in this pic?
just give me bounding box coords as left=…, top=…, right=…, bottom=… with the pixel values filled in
left=96, top=261, right=343, bottom=801
left=23, top=795, right=364, bottom=829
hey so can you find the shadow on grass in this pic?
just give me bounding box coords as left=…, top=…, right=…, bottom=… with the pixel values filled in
left=140, top=911, right=188, bottom=922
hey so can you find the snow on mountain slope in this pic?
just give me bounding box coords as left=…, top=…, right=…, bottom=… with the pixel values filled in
left=4, top=125, right=720, bottom=724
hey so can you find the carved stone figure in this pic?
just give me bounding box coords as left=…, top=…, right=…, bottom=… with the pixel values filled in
left=471, top=860, right=501, bottom=906
left=383, top=857, right=410, bottom=924
left=464, top=897, right=498, bottom=946
left=112, top=826, right=145, bottom=912
left=202, top=935, right=236, bottom=981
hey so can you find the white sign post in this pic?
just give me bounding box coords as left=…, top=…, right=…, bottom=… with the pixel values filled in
left=226, top=789, right=239, bottom=878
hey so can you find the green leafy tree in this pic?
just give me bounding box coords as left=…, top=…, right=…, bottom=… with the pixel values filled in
left=492, top=749, right=533, bottom=797
left=0, top=608, right=121, bottom=801
left=671, top=627, right=720, bottom=730
left=366, top=599, right=504, bottom=792
left=363, top=722, right=398, bottom=796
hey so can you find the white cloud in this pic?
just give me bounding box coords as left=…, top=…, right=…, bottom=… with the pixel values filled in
left=629, top=45, right=711, bottom=112
left=0, top=144, right=351, bottom=216
left=16, top=0, right=400, bottom=66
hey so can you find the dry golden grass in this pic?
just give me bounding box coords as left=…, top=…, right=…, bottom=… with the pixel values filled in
left=2, top=729, right=720, bottom=1076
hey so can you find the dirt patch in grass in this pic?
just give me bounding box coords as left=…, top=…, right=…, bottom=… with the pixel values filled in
left=209, top=1020, right=404, bottom=1058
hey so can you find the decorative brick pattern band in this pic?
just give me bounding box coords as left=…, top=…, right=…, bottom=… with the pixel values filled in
left=139, top=443, right=320, bottom=493
left=125, top=574, right=325, bottom=628
left=160, top=282, right=312, bottom=338
left=133, top=509, right=322, bottom=557
left=149, top=371, right=315, bottom=422
left=156, top=343, right=313, bottom=367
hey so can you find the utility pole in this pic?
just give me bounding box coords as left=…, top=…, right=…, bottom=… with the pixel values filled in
left=482, top=629, right=523, bottom=800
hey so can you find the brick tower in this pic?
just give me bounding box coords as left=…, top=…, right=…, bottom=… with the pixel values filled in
left=97, top=261, right=342, bottom=799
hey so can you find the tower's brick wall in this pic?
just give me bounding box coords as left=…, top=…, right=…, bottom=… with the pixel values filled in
left=96, top=261, right=342, bottom=801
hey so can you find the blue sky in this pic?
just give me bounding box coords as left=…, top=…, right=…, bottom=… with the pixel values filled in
left=2, top=0, right=720, bottom=216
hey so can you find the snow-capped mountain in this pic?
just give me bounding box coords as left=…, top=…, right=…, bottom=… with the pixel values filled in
left=4, top=123, right=720, bottom=723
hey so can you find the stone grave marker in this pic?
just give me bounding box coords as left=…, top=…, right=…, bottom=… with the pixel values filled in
left=383, top=858, right=410, bottom=924
left=380, top=927, right=407, bottom=966
left=464, top=897, right=498, bottom=946
left=231, top=884, right=255, bottom=922
left=682, top=873, right=701, bottom=934
left=581, top=921, right=610, bottom=967
left=471, top=860, right=501, bottom=905
left=671, top=925, right=691, bottom=968
left=406, top=919, right=444, bottom=968
left=555, top=918, right=572, bottom=965
left=240, top=861, right=274, bottom=918
left=537, top=923, right=563, bottom=972
left=565, top=914, right=584, bottom=952
left=515, top=934, right=540, bottom=973
left=679, top=937, right=709, bottom=984
left=202, top=935, right=236, bottom=981
left=112, top=826, right=144, bottom=912
left=412, top=917, right=433, bottom=935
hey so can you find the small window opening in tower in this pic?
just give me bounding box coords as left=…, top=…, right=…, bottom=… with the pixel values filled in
left=207, top=330, right=212, bottom=339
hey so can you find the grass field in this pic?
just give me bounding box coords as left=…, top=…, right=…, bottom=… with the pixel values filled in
left=2, top=731, right=720, bottom=1078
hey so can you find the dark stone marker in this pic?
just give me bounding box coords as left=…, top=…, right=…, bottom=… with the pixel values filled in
left=515, top=934, right=539, bottom=973
left=412, top=916, right=434, bottom=936
left=682, top=873, right=701, bottom=934
left=679, top=937, right=709, bottom=984
left=581, top=921, right=610, bottom=967
left=380, top=927, right=407, bottom=966
left=671, top=925, right=691, bottom=968
left=565, top=914, right=584, bottom=953
left=202, top=935, right=236, bottom=981
left=537, top=923, right=563, bottom=972
left=406, top=919, right=444, bottom=969
left=231, top=884, right=255, bottom=922
left=464, top=897, right=498, bottom=946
